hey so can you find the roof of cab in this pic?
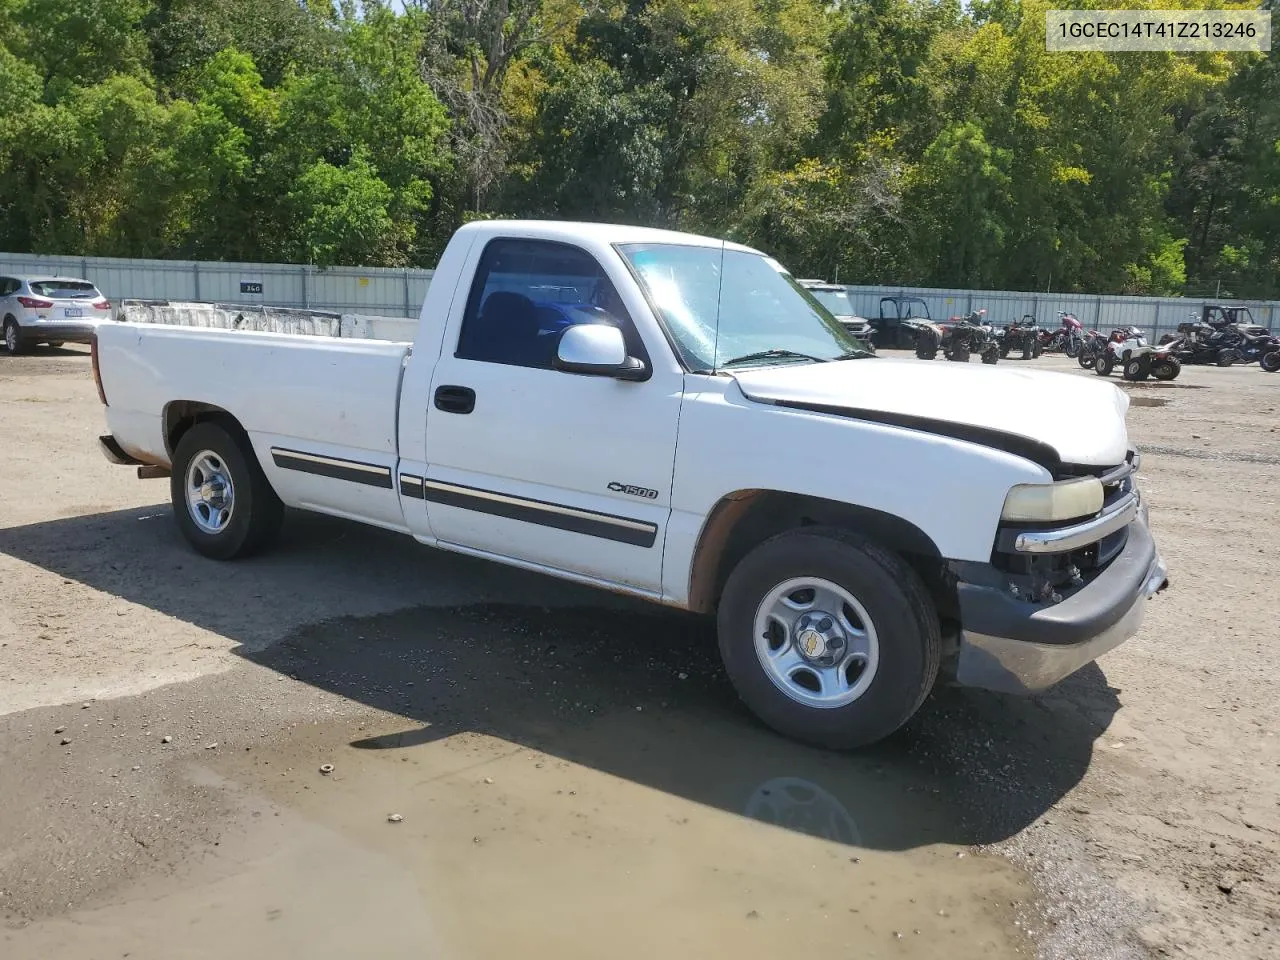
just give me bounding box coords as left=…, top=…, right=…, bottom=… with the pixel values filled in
left=456, top=219, right=764, bottom=256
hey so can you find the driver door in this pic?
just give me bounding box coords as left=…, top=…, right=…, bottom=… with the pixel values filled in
left=421, top=237, right=683, bottom=594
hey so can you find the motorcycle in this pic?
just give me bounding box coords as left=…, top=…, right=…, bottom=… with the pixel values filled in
left=1233, top=326, right=1280, bottom=365
left=1076, top=329, right=1107, bottom=369
left=1093, top=326, right=1181, bottom=381
left=1039, top=312, right=1085, bottom=357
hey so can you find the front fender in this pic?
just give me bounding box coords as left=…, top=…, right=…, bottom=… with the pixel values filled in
left=661, top=378, right=1050, bottom=606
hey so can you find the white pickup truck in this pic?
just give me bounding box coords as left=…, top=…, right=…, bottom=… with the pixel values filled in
left=93, top=220, right=1168, bottom=749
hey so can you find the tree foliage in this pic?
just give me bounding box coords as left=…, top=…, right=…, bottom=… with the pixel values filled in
left=0, top=0, right=1275, bottom=295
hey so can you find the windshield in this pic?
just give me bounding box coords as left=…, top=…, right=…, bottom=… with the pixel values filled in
left=807, top=288, right=856, bottom=317
left=29, top=280, right=99, bottom=299
left=617, top=243, right=867, bottom=371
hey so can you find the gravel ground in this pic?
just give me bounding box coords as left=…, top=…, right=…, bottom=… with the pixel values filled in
left=0, top=344, right=1276, bottom=959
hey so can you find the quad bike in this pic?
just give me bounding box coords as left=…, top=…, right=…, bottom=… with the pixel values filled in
left=915, top=309, right=1000, bottom=363
left=1160, top=316, right=1242, bottom=367
left=1093, top=326, right=1181, bottom=381
left=1039, top=312, right=1085, bottom=357
left=998, top=315, right=1044, bottom=359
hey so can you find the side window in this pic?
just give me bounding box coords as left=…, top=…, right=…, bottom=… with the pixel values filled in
left=0, top=278, right=15, bottom=297
left=456, top=239, right=638, bottom=370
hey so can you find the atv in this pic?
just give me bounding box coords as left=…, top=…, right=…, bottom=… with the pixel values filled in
left=1093, top=326, right=1181, bottom=381
left=914, top=309, right=1000, bottom=364
left=998, top=315, right=1044, bottom=359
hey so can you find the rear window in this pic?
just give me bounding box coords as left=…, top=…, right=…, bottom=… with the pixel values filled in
left=29, top=280, right=99, bottom=299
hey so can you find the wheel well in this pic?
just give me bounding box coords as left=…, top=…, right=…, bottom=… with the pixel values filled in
left=687, top=490, right=952, bottom=616
left=164, top=401, right=245, bottom=458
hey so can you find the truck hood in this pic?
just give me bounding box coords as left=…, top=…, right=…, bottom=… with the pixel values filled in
left=731, top=358, right=1130, bottom=468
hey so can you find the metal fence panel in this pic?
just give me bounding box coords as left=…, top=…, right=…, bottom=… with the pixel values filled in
left=4, top=249, right=1278, bottom=334
left=0, top=251, right=434, bottom=319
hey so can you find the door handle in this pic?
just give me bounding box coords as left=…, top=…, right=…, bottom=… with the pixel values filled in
left=434, top=385, right=476, bottom=414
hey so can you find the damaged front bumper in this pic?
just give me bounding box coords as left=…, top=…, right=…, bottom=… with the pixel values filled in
left=951, top=502, right=1168, bottom=695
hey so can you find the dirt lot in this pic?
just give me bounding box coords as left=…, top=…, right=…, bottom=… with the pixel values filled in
left=0, top=345, right=1276, bottom=960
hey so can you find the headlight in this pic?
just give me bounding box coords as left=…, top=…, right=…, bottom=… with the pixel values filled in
left=1001, top=477, right=1104, bottom=522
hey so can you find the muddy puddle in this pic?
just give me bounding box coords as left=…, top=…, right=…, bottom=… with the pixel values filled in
left=1, top=605, right=1069, bottom=959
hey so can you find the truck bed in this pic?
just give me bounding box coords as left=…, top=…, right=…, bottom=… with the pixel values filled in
left=96, top=321, right=413, bottom=530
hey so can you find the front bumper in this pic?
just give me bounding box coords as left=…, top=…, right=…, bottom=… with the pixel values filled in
left=952, top=505, right=1168, bottom=694
left=18, top=322, right=97, bottom=344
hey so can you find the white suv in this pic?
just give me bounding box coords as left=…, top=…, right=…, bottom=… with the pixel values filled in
left=1, top=275, right=114, bottom=354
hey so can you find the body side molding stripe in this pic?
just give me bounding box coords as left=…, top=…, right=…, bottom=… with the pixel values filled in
left=421, top=479, right=658, bottom=548
left=271, top=448, right=394, bottom=489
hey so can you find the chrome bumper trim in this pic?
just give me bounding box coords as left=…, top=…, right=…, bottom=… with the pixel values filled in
left=1013, top=493, right=1139, bottom=554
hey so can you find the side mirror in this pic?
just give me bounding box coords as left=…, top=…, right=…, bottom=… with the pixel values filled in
left=554, top=324, right=648, bottom=381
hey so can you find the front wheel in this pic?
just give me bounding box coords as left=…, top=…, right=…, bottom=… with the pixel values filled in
left=948, top=344, right=970, bottom=363
left=1078, top=352, right=1094, bottom=369
left=717, top=528, right=941, bottom=750
left=1261, top=351, right=1280, bottom=374
left=171, top=421, right=284, bottom=560
left=1152, top=356, right=1181, bottom=381
left=981, top=346, right=999, bottom=364
left=1094, top=354, right=1114, bottom=376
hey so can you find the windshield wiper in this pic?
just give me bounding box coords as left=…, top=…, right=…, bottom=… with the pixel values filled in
left=720, top=349, right=829, bottom=369
left=834, top=349, right=875, bottom=360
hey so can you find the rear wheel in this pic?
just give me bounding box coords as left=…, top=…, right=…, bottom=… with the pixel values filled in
left=1216, top=348, right=1236, bottom=367
left=1094, top=354, right=1114, bottom=376
left=1021, top=341, right=1032, bottom=360
left=717, top=528, right=941, bottom=750
left=981, top=345, right=999, bottom=364
left=948, top=344, right=970, bottom=362
left=1123, top=355, right=1152, bottom=381
left=1078, top=352, right=1094, bottom=369
left=1032, top=339, right=1043, bottom=358
left=2, top=318, right=20, bottom=355
left=171, top=421, right=284, bottom=560
left=1261, top=351, right=1280, bottom=374
left=1152, top=357, right=1181, bottom=381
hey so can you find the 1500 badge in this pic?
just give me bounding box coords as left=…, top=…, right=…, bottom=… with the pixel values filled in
left=608, top=482, right=659, bottom=500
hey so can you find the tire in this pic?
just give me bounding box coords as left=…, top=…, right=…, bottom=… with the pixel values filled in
left=1152, top=357, right=1181, bottom=381
left=981, top=346, right=999, bottom=364
left=1065, top=339, right=1080, bottom=358
left=1261, top=351, right=1280, bottom=374
left=1020, top=341, right=1031, bottom=360
left=1078, top=352, right=1094, bottom=369
left=1032, top=339, right=1043, bottom=358
left=948, top=344, right=970, bottom=363
left=1216, top=349, right=1235, bottom=367
left=716, top=527, right=941, bottom=750
left=1000, top=343, right=1010, bottom=359
left=170, top=420, right=284, bottom=560
left=1094, top=354, right=1114, bottom=376
left=3, top=318, right=21, bottom=355
left=1123, top=355, right=1152, bottom=381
